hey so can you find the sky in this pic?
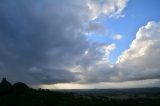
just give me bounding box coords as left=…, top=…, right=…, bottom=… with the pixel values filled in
left=0, top=0, right=160, bottom=89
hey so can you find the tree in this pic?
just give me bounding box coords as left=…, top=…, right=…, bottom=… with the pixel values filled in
left=0, top=78, right=12, bottom=95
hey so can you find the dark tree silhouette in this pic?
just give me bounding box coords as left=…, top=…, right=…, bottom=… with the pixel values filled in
left=0, top=78, right=12, bottom=95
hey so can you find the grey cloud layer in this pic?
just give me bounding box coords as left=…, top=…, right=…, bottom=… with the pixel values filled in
left=0, top=0, right=92, bottom=85
left=0, top=0, right=116, bottom=85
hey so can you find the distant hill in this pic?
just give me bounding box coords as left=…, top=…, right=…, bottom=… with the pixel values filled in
left=0, top=78, right=160, bottom=106
left=58, top=88, right=160, bottom=95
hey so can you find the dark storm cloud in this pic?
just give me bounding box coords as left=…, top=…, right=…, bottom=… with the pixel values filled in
left=0, top=0, right=93, bottom=85
left=29, top=67, right=79, bottom=84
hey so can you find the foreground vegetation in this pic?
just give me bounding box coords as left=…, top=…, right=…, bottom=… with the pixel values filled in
left=0, top=78, right=160, bottom=106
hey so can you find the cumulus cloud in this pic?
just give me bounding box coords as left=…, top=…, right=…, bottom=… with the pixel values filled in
left=87, top=0, right=128, bottom=19
left=77, top=21, right=160, bottom=85
left=117, top=21, right=160, bottom=81
left=85, top=0, right=128, bottom=40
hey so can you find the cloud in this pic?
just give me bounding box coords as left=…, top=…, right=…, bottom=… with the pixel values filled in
left=1, top=0, right=159, bottom=89
left=87, top=0, right=128, bottom=19
left=0, top=0, right=146, bottom=89
left=86, top=22, right=107, bottom=35
left=101, top=43, right=116, bottom=62
left=112, top=34, right=123, bottom=40
left=117, top=21, right=160, bottom=81
left=41, top=20, right=160, bottom=89
left=77, top=21, right=160, bottom=85
left=0, top=0, right=91, bottom=85
left=0, top=0, right=128, bottom=86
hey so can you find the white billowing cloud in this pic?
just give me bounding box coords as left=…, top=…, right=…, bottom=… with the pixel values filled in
left=87, top=0, right=128, bottom=19
left=117, top=21, right=160, bottom=81
left=112, top=34, right=123, bottom=40
left=85, top=0, right=128, bottom=37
